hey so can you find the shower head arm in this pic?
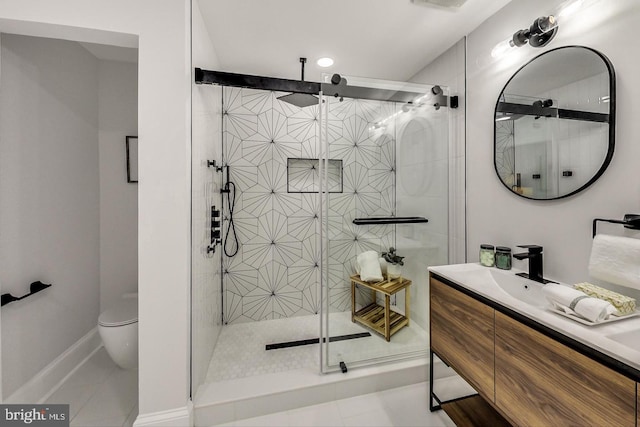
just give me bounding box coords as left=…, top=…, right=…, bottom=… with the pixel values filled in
left=300, top=57, right=306, bottom=81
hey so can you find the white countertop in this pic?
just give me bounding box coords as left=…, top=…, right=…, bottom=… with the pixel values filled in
left=428, top=263, right=640, bottom=376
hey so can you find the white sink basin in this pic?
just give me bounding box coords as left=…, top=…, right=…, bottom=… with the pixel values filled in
left=438, top=264, right=550, bottom=307
left=606, top=330, right=640, bottom=352
left=489, top=269, right=548, bottom=307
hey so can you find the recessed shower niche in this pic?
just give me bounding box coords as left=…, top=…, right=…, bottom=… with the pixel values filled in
left=287, top=158, right=343, bottom=193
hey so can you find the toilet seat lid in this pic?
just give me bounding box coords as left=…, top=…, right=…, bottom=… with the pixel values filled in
left=99, top=297, right=138, bottom=327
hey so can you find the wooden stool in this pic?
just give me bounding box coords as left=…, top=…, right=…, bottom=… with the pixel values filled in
left=350, top=274, right=412, bottom=341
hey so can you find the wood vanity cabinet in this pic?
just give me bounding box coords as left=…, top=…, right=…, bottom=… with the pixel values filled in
left=430, top=274, right=639, bottom=427
left=430, top=278, right=495, bottom=400
left=494, top=311, right=636, bottom=426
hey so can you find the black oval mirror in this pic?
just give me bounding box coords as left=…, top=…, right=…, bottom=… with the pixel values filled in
left=494, top=46, right=615, bottom=200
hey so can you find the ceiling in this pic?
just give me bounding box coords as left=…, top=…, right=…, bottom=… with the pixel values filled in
left=197, top=0, right=511, bottom=83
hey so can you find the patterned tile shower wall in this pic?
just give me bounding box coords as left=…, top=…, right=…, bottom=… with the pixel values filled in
left=222, top=87, right=397, bottom=324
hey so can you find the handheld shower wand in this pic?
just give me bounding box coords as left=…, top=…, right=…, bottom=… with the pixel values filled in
left=220, top=165, right=239, bottom=257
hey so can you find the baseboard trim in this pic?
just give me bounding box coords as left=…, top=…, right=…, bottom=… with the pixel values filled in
left=133, top=402, right=192, bottom=427
left=6, top=328, right=102, bottom=404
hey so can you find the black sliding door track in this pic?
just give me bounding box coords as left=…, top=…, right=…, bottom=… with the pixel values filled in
left=194, top=68, right=451, bottom=105
left=196, top=68, right=320, bottom=95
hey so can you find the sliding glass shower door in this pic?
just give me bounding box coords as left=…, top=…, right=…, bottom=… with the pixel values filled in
left=318, top=77, right=450, bottom=373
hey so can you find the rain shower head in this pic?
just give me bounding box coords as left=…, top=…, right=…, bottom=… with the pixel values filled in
left=277, top=92, right=319, bottom=108
left=277, top=57, right=319, bottom=108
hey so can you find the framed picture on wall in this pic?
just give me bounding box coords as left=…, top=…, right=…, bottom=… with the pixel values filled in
left=126, top=136, right=138, bottom=183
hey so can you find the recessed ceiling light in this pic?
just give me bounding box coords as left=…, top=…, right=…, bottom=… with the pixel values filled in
left=317, top=57, right=334, bottom=68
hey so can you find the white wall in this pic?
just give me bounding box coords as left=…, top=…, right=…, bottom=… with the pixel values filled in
left=191, top=0, right=222, bottom=396
left=99, top=59, right=138, bottom=312
left=466, top=0, right=640, bottom=284
left=0, top=0, right=192, bottom=422
left=0, top=34, right=100, bottom=398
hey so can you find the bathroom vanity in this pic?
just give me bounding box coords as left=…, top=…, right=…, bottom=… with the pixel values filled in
left=429, top=264, right=640, bottom=426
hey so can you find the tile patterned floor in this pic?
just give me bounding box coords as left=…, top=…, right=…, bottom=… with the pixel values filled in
left=44, top=347, right=138, bottom=427
left=212, top=382, right=456, bottom=427
left=205, top=311, right=429, bottom=382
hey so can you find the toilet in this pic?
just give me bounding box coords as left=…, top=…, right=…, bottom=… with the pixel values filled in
left=98, top=294, right=138, bottom=369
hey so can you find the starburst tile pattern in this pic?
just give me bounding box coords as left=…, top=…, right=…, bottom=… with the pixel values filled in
left=288, top=237, right=320, bottom=297
left=243, top=261, right=301, bottom=320
left=221, top=88, right=397, bottom=324
left=288, top=194, right=319, bottom=241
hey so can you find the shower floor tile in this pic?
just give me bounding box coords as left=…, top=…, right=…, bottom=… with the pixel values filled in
left=204, top=311, right=428, bottom=383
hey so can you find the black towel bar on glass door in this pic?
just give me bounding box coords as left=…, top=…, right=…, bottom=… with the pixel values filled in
left=352, top=216, right=429, bottom=225
left=1, top=281, right=52, bottom=307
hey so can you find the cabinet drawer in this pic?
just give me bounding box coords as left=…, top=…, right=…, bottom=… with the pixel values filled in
left=430, top=277, right=495, bottom=400
left=495, top=312, right=636, bottom=426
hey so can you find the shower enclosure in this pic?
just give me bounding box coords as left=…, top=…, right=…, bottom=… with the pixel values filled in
left=318, top=78, right=450, bottom=373
left=191, top=70, right=452, bottom=394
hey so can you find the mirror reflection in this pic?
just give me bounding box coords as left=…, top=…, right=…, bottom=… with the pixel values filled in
left=494, top=46, right=615, bottom=200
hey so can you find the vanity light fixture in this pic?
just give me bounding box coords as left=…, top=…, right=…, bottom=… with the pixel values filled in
left=513, top=15, right=558, bottom=48
left=491, top=15, right=558, bottom=58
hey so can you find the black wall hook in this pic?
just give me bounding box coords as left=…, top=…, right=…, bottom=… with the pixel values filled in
left=1, top=281, right=52, bottom=307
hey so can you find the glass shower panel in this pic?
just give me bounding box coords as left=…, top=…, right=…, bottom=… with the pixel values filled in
left=319, top=79, right=450, bottom=373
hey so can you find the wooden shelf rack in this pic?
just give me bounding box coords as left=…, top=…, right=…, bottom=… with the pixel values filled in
left=350, top=274, right=412, bottom=341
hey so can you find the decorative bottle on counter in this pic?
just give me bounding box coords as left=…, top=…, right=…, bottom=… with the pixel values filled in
left=479, top=244, right=495, bottom=267
left=495, top=246, right=512, bottom=270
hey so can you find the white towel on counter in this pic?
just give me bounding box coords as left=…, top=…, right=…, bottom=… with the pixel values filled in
left=356, top=251, right=383, bottom=282
left=543, top=283, right=616, bottom=323
left=589, top=234, right=640, bottom=290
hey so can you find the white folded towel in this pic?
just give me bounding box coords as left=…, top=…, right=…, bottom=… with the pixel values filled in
left=589, top=234, right=640, bottom=290
left=543, top=283, right=615, bottom=323
left=356, top=251, right=383, bottom=282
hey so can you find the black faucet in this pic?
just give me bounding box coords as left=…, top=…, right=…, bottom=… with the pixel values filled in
left=513, top=245, right=546, bottom=283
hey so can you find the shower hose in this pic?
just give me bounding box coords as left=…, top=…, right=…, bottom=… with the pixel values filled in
left=223, top=180, right=239, bottom=257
